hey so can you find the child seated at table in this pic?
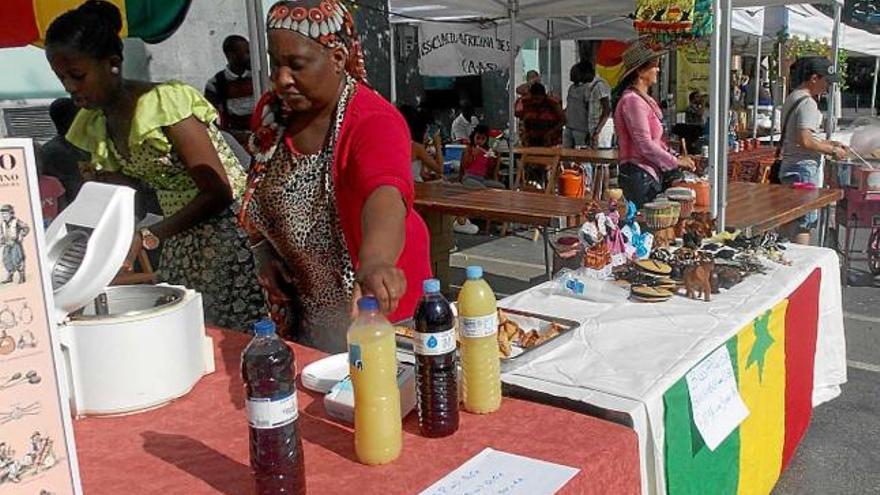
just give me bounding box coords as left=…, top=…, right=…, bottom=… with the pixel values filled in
left=460, top=126, right=505, bottom=189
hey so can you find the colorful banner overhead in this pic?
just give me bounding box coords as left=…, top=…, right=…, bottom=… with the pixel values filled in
left=675, top=45, right=710, bottom=112
left=0, top=0, right=191, bottom=48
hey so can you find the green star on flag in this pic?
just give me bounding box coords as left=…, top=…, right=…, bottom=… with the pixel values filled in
left=747, top=310, right=775, bottom=382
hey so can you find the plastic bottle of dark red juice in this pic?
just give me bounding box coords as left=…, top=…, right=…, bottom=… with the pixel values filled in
left=242, top=319, right=306, bottom=495
left=413, top=279, right=460, bottom=437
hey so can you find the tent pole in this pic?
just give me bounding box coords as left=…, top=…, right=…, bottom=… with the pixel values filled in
left=872, top=57, right=879, bottom=117
left=389, top=23, right=397, bottom=103
left=245, top=0, right=268, bottom=97
left=709, top=0, right=731, bottom=228
left=752, top=36, right=762, bottom=139
left=826, top=0, right=841, bottom=140
left=546, top=20, right=553, bottom=94
left=718, top=0, right=732, bottom=231
left=708, top=0, right=722, bottom=221
left=508, top=2, right=518, bottom=189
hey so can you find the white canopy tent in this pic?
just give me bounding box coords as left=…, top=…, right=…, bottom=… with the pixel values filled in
left=766, top=4, right=880, bottom=57
left=385, top=0, right=851, bottom=231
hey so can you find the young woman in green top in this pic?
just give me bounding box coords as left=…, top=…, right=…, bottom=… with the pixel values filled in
left=45, top=0, right=266, bottom=330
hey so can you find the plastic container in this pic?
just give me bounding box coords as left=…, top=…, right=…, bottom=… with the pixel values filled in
left=674, top=180, right=711, bottom=208
left=242, top=320, right=306, bottom=495
left=413, top=279, right=460, bottom=438
left=457, top=266, right=502, bottom=414
left=558, top=168, right=585, bottom=198
left=347, top=297, right=402, bottom=465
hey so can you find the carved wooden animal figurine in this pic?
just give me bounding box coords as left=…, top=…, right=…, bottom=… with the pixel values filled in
left=683, top=261, right=715, bottom=302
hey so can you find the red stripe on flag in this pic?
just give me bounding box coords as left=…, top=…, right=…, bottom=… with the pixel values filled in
left=781, top=268, right=822, bottom=470
left=0, top=0, right=39, bottom=48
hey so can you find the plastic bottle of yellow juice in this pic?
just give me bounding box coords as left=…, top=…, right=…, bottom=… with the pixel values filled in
left=457, top=266, right=502, bottom=414
left=347, top=296, right=402, bottom=465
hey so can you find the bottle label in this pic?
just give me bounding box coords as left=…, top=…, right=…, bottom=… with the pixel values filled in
left=246, top=393, right=299, bottom=429
left=413, top=328, right=456, bottom=355
left=460, top=313, right=498, bottom=339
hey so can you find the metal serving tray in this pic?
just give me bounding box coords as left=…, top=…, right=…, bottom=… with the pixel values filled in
left=393, top=307, right=580, bottom=373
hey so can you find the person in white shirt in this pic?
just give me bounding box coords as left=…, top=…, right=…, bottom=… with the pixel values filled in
left=582, top=62, right=613, bottom=149
left=451, top=105, right=479, bottom=143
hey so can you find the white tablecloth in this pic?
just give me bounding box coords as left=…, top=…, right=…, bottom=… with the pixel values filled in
left=500, top=245, right=847, bottom=495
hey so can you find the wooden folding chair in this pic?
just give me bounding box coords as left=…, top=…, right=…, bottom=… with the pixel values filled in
left=757, top=157, right=776, bottom=184
left=516, top=152, right=561, bottom=195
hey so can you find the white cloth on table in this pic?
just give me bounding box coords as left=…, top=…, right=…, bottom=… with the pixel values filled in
left=500, top=245, right=846, bottom=495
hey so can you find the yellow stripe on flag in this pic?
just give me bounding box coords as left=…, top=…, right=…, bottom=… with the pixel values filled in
left=32, top=0, right=128, bottom=46
left=597, top=62, right=624, bottom=88
left=737, top=300, right=788, bottom=495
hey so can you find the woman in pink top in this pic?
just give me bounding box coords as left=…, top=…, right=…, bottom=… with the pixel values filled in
left=614, top=41, right=694, bottom=207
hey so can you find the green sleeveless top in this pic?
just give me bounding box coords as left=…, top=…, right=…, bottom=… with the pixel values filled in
left=66, top=81, right=247, bottom=215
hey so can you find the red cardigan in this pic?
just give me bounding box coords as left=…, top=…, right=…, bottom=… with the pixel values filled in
left=332, top=84, right=432, bottom=322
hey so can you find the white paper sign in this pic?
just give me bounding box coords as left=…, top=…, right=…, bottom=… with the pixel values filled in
left=418, top=22, right=511, bottom=76
left=419, top=448, right=579, bottom=495
left=686, top=346, right=750, bottom=451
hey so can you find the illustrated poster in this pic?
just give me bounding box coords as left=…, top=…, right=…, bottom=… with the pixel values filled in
left=0, top=139, right=82, bottom=494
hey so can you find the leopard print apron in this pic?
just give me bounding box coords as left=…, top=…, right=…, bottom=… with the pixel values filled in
left=245, top=79, right=357, bottom=352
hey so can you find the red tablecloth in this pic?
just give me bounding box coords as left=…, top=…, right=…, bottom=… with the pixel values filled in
left=74, top=328, right=640, bottom=494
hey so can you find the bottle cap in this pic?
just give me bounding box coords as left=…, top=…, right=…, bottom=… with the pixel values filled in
left=357, top=296, right=379, bottom=312
left=253, top=319, right=276, bottom=336
left=466, top=266, right=483, bottom=280
left=423, top=279, right=441, bottom=294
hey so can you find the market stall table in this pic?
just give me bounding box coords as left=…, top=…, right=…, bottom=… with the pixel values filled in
left=514, top=147, right=619, bottom=164
left=73, top=328, right=641, bottom=495
left=414, top=181, right=585, bottom=282
left=498, top=245, right=846, bottom=495
left=723, top=182, right=843, bottom=242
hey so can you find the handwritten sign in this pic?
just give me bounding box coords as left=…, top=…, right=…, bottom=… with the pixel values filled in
left=686, top=346, right=750, bottom=451
left=419, top=448, right=579, bottom=495
left=418, top=22, right=511, bottom=77
left=0, top=139, right=82, bottom=494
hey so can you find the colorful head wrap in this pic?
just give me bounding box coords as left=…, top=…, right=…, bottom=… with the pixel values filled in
left=266, top=0, right=367, bottom=81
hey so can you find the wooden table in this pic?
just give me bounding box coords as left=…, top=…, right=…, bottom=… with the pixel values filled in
left=514, top=146, right=619, bottom=164
left=723, top=182, right=843, bottom=238
left=415, top=182, right=585, bottom=280
left=75, top=328, right=642, bottom=495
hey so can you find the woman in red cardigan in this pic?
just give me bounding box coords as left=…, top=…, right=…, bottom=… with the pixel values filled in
left=240, top=0, right=431, bottom=351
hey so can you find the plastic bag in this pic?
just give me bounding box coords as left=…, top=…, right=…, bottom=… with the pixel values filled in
left=554, top=269, right=629, bottom=303
left=849, top=118, right=880, bottom=159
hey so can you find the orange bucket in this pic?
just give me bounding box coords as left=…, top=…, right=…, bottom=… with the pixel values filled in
left=559, top=169, right=585, bottom=198
left=673, top=181, right=710, bottom=208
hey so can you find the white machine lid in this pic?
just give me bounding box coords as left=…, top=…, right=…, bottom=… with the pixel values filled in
left=45, top=183, right=137, bottom=318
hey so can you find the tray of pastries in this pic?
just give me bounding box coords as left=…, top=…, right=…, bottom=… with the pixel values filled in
left=394, top=308, right=579, bottom=372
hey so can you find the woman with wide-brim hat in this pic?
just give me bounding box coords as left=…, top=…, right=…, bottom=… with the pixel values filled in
left=613, top=40, right=695, bottom=207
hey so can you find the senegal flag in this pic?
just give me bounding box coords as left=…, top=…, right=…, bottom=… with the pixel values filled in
left=664, top=269, right=821, bottom=495
left=0, top=0, right=191, bottom=48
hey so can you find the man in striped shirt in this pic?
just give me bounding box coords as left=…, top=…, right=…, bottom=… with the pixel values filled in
left=205, top=35, right=255, bottom=147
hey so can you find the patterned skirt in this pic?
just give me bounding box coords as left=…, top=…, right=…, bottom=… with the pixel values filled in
left=158, top=206, right=267, bottom=331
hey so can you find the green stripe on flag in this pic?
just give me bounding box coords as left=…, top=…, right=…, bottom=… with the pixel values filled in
left=664, top=340, right=741, bottom=495
left=125, top=0, right=191, bottom=43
